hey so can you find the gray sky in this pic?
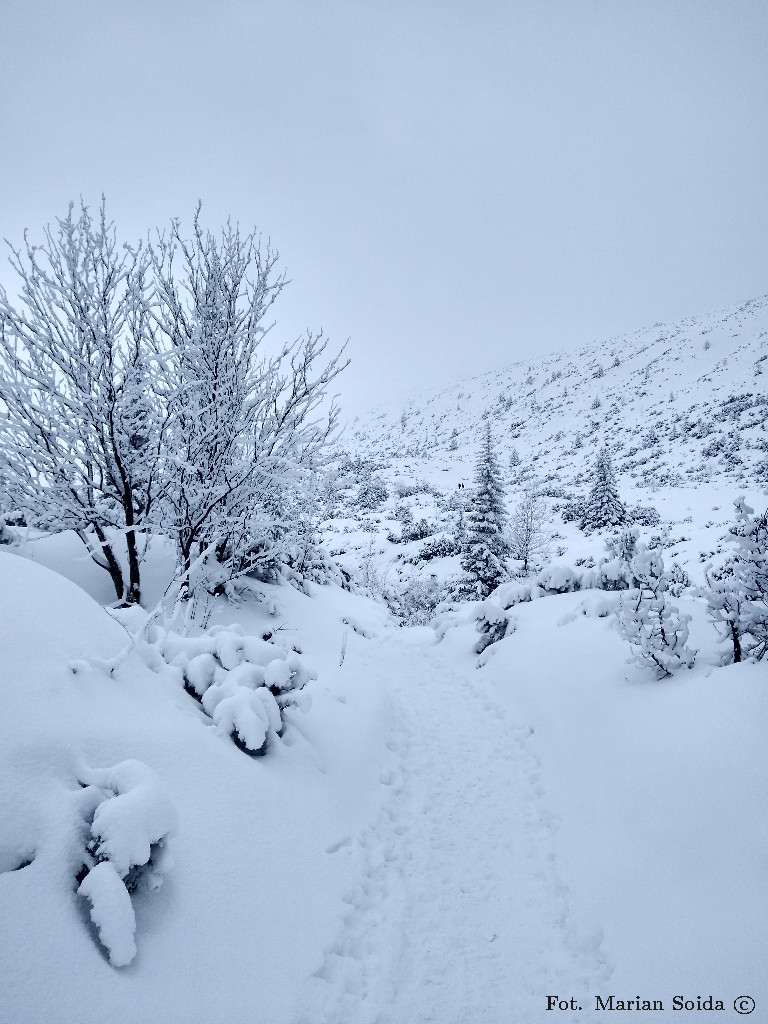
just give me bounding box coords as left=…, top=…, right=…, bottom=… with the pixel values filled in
left=2, top=0, right=767, bottom=417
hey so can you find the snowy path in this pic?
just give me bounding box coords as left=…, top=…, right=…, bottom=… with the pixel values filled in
left=294, top=631, right=612, bottom=1024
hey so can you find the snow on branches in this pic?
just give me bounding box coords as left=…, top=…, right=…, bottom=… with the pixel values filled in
left=460, top=422, right=508, bottom=598
left=580, top=447, right=627, bottom=532
left=702, top=497, right=768, bottom=663
left=0, top=201, right=348, bottom=605
left=0, top=200, right=162, bottom=604
left=616, top=543, right=696, bottom=678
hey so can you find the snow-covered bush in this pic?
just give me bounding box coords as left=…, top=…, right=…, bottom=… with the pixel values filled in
left=164, top=625, right=315, bottom=755
left=616, top=544, right=696, bottom=678
left=384, top=575, right=453, bottom=626
left=666, top=562, right=691, bottom=597
left=626, top=505, right=663, bottom=528
left=605, top=526, right=640, bottom=565
left=282, top=536, right=348, bottom=591
left=560, top=497, right=586, bottom=524
left=492, top=580, right=535, bottom=609
left=356, top=475, right=389, bottom=509
left=0, top=517, right=18, bottom=546
left=534, top=564, right=579, bottom=593
left=77, top=760, right=178, bottom=967
left=402, top=533, right=461, bottom=564
left=474, top=600, right=515, bottom=654
left=701, top=498, right=768, bottom=662
left=402, top=517, right=438, bottom=543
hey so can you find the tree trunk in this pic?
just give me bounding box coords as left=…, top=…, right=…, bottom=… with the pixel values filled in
left=730, top=620, right=742, bottom=663
left=125, top=527, right=142, bottom=606
left=87, top=524, right=126, bottom=603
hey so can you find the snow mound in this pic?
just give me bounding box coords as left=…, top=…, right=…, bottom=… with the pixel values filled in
left=78, top=862, right=137, bottom=967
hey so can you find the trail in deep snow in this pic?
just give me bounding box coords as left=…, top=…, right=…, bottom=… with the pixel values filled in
left=293, top=630, right=613, bottom=1024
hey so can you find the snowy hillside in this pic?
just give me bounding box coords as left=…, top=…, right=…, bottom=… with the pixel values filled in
left=320, top=295, right=768, bottom=611
left=1, top=293, right=767, bottom=1024
left=349, top=294, right=768, bottom=492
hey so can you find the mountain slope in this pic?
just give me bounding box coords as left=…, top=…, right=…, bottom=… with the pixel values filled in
left=347, top=294, right=768, bottom=494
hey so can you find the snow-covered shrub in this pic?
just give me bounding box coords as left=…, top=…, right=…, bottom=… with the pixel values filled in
left=282, top=538, right=347, bottom=591
left=474, top=600, right=515, bottom=654
left=594, top=558, right=631, bottom=591
left=666, top=562, right=691, bottom=597
left=559, top=497, right=586, bottom=524
left=616, top=545, right=696, bottom=678
left=0, top=517, right=18, bottom=546
left=356, top=475, right=389, bottom=509
left=77, top=760, right=178, bottom=967
left=402, top=533, right=461, bottom=564
left=385, top=575, right=452, bottom=626
left=605, top=526, right=640, bottom=565
left=394, top=502, right=414, bottom=527
left=492, top=581, right=534, bottom=609
left=393, top=479, right=432, bottom=498
left=164, top=625, right=316, bottom=754
left=402, top=517, right=438, bottom=543
left=701, top=498, right=768, bottom=662
left=535, top=564, right=579, bottom=593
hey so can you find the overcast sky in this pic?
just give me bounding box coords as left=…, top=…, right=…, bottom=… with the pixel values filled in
left=1, top=0, right=767, bottom=417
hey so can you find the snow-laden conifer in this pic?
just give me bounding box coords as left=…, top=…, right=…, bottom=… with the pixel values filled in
left=616, top=543, right=696, bottom=678
left=703, top=498, right=768, bottom=662
left=580, top=447, right=627, bottom=531
left=460, top=423, right=508, bottom=598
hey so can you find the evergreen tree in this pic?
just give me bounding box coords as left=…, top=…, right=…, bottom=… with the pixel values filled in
left=460, top=423, right=508, bottom=598
left=616, top=544, right=696, bottom=678
left=731, top=500, right=768, bottom=660
left=703, top=498, right=768, bottom=662
left=580, top=447, right=626, bottom=531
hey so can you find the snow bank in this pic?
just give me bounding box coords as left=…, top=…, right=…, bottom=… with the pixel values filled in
left=0, top=551, right=393, bottom=1023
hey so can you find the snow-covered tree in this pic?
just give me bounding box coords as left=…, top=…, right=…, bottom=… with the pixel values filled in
left=0, top=200, right=162, bottom=604
left=616, top=543, right=696, bottom=678
left=510, top=484, right=550, bottom=573
left=150, top=208, right=347, bottom=594
left=460, top=423, right=508, bottom=598
left=580, top=447, right=626, bottom=531
left=703, top=498, right=768, bottom=663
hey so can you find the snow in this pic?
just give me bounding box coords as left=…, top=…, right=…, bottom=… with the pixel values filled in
left=84, top=760, right=179, bottom=879
left=78, top=862, right=137, bottom=967
left=2, top=293, right=768, bottom=1022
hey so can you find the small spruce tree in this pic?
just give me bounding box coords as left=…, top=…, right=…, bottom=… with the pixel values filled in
left=460, top=423, right=508, bottom=598
left=580, top=447, right=626, bottom=531
left=703, top=498, right=768, bottom=662
left=616, top=544, right=697, bottom=678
